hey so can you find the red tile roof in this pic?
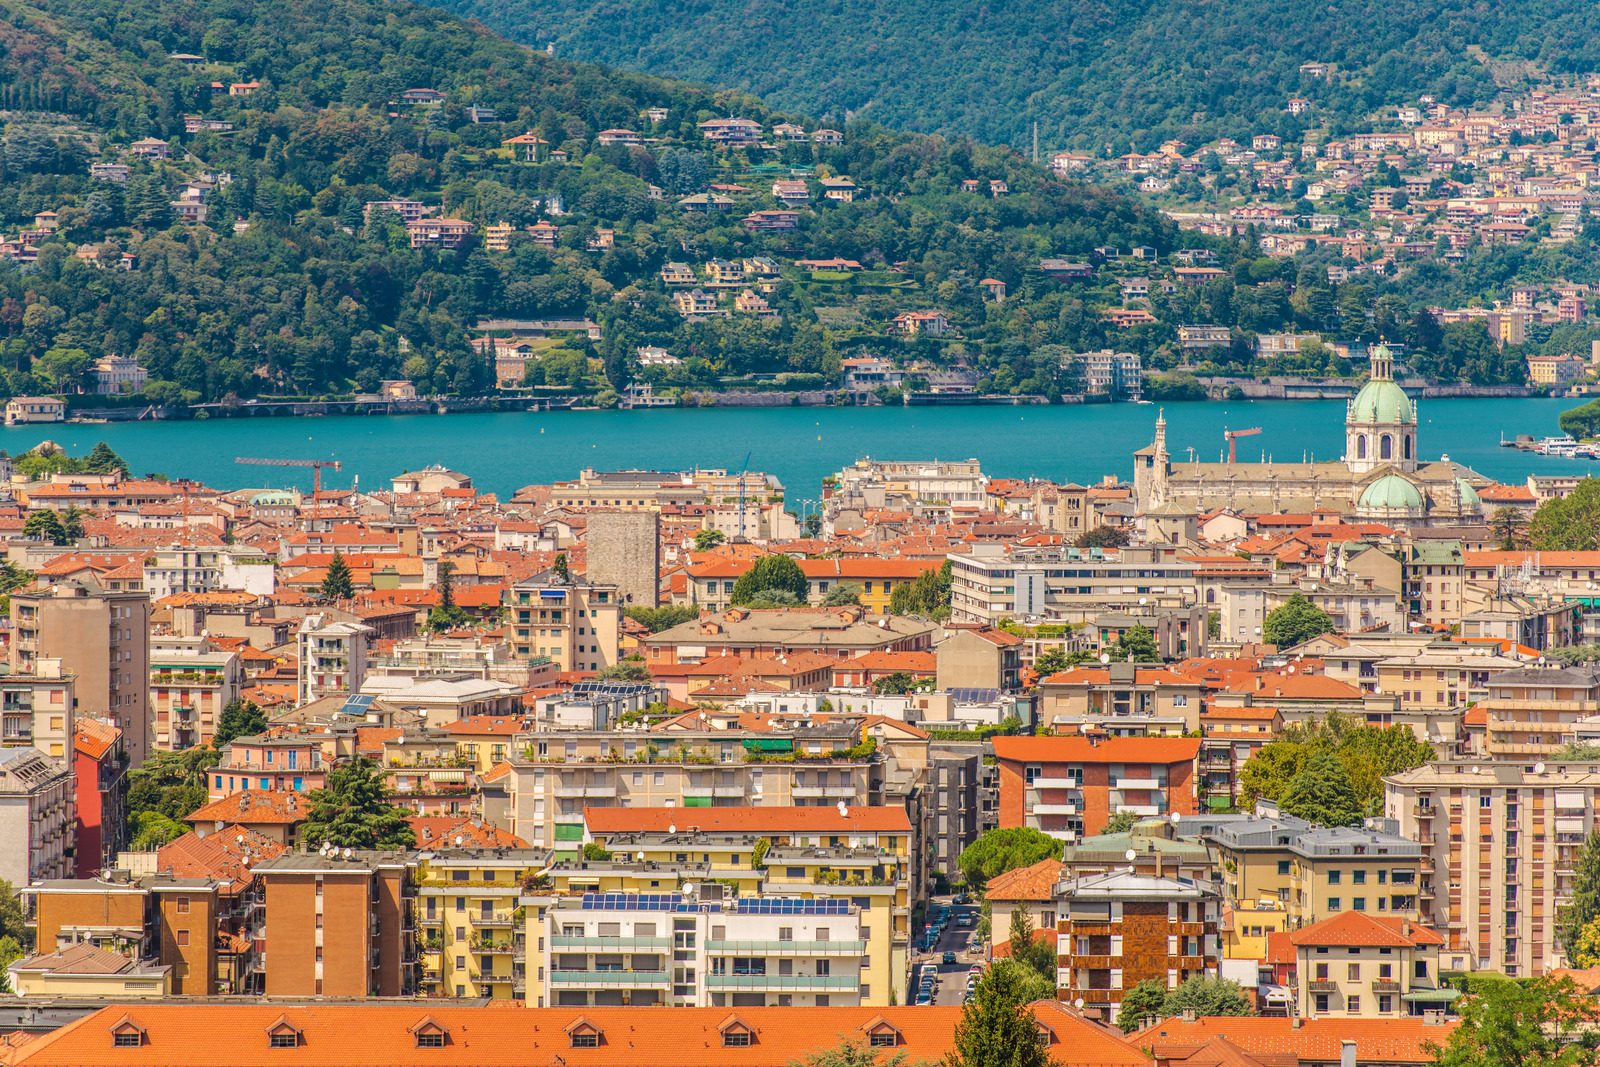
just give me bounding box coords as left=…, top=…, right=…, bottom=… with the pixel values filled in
left=73, top=718, right=121, bottom=760
left=185, top=790, right=307, bottom=826
left=984, top=858, right=1063, bottom=902
left=1135, top=1017, right=1455, bottom=1065
left=5, top=1003, right=1150, bottom=1067
left=1286, top=911, right=1443, bottom=949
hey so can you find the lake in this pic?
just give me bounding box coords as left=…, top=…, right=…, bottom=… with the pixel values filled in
left=5, top=397, right=1586, bottom=500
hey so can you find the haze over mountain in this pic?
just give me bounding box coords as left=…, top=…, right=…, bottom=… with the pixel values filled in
left=436, top=0, right=1600, bottom=149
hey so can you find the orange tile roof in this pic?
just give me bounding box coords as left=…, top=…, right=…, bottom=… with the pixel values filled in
left=72, top=718, right=121, bottom=760
left=991, top=736, right=1201, bottom=765
left=185, top=790, right=307, bottom=826
left=443, top=715, right=529, bottom=737
left=408, top=816, right=529, bottom=849
left=1286, top=911, right=1443, bottom=949
left=1134, top=1016, right=1454, bottom=1065
left=5, top=1002, right=1149, bottom=1067
left=1041, top=667, right=1199, bottom=687
left=984, top=858, right=1063, bottom=903
left=156, top=826, right=286, bottom=891
left=585, top=805, right=913, bottom=835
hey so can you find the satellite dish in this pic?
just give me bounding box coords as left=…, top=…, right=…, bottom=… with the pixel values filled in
left=683, top=882, right=697, bottom=895
left=1534, top=762, right=1546, bottom=774
left=1099, top=653, right=1111, bottom=665
left=1125, top=849, right=1137, bottom=861
left=1170, top=811, right=1182, bottom=824
left=1074, top=998, right=1085, bottom=1010
left=837, top=800, right=849, bottom=816
left=454, top=835, right=463, bottom=847
left=636, top=851, right=646, bottom=862
left=667, top=823, right=677, bottom=834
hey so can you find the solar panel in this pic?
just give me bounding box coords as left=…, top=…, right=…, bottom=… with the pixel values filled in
left=340, top=694, right=375, bottom=715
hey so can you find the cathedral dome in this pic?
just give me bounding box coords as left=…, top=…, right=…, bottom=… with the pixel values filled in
left=1348, top=376, right=1414, bottom=425
left=1359, top=473, right=1424, bottom=511
left=1455, top=478, right=1481, bottom=511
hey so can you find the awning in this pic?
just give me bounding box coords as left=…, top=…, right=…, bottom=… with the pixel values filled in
left=742, top=738, right=793, bottom=752
left=1402, top=987, right=1461, bottom=1003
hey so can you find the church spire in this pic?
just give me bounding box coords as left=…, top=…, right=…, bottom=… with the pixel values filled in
left=1369, top=343, right=1393, bottom=382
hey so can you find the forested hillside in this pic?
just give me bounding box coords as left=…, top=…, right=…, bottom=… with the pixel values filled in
left=439, top=0, right=1600, bottom=149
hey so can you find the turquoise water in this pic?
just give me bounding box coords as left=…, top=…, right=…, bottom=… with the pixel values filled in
left=6, top=398, right=1586, bottom=498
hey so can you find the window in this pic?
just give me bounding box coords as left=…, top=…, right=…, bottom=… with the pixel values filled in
left=177, top=930, right=190, bottom=947
left=869, top=1032, right=898, bottom=1049
left=113, top=1033, right=144, bottom=1048
left=176, top=896, right=191, bottom=914
left=1353, top=898, right=1366, bottom=912
left=270, top=1033, right=299, bottom=1049
left=1327, top=870, right=1341, bottom=885
left=1314, top=994, right=1329, bottom=1014
left=1352, top=870, right=1366, bottom=885
left=1346, top=995, right=1360, bottom=1014
left=1277, top=861, right=1291, bottom=875
left=1347, top=963, right=1360, bottom=980
left=416, top=1034, right=445, bottom=1049
left=723, top=1033, right=752, bottom=1048
left=570, top=1034, right=600, bottom=1049
left=1327, top=897, right=1341, bottom=911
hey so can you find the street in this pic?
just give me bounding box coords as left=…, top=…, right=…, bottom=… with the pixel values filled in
left=910, top=896, right=985, bottom=1006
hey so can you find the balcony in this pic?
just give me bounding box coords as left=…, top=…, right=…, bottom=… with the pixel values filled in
left=1029, top=776, right=1082, bottom=790
left=687, top=783, right=747, bottom=798
left=1114, top=777, right=1161, bottom=790
left=792, top=784, right=858, bottom=799
left=551, top=935, right=671, bottom=950
left=549, top=969, right=670, bottom=987
left=1032, top=803, right=1079, bottom=816
left=473, top=914, right=516, bottom=928
left=1372, top=980, right=1402, bottom=993
left=554, top=783, right=619, bottom=799
left=706, top=939, right=867, bottom=956
left=704, top=973, right=857, bottom=991
left=1308, top=981, right=1339, bottom=993
left=1114, top=804, right=1161, bottom=816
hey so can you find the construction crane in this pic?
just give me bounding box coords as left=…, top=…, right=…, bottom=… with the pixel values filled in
left=1224, top=427, right=1262, bottom=464
left=235, top=456, right=343, bottom=498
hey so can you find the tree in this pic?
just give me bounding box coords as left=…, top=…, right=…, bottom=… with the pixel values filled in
left=822, top=583, right=863, bottom=607
left=1111, top=624, right=1160, bottom=662
left=82, top=442, right=129, bottom=476
left=1279, top=750, right=1362, bottom=826
left=1560, top=399, right=1600, bottom=440
left=1560, top=830, right=1600, bottom=961
left=958, top=827, right=1061, bottom=887
left=1238, top=715, right=1431, bottom=816
left=1162, top=976, right=1253, bottom=1018
left=214, top=700, right=267, bottom=746
left=1007, top=906, right=1055, bottom=983
left=948, top=960, right=1057, bottom=1067
left=873, top=671, right=928, bottom=695
left=1571, top=916, right=1600, bottom=970
left=130, top=809, right=190, bottom=850
left=552, top=553, right=571, bottom=582
left=795, top=1036, right=926, bottom=1067
left=1531, top=480, right=1600, bottom=551
left=1117, top=979, right=1170, bottom=1032
left=321, top=550, right=355, bottom=600
left=730, top=554, right=809, bottom=606
left=888, top=561, right=953, bottom=620
left=1075, top=526, right=1130, bottom=549
left=1103, top=810, right=1141, bottom=834
left=127, top=747, right=221, bottom=823
left=427, top=561, right=471, bottom=632
left=299, top=756, right=416, bottom=850
left=597, top=656, right=652, bottom=681
left=693, top=529, right=726, bottom=552
left=1430, top=976, right=1600, bottom=1067
left=1262, top=593, right=1334, bottom=648
left=625, top=604, right=700, bottom=632
left=22, top=510, right=67, bottom=545
left=1490, top=506, right=1527, bottom=551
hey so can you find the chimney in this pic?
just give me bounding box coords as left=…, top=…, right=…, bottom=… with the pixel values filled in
left=1291, top=1016, right=1302, bottom=1029
left=1180, top=1008, right=1197, bottom=1022
left=1340, top=1040, right=1357, bottom=1067
left=1400, top=919, right=1411, bottom=938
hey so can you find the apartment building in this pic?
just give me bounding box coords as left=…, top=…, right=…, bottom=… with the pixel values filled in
left=992, top=735, right=1201, bottom=842
left=73, top=718, right=128, bottom=878
left=505, top=576, right=622, bottom=673
left=1383, top=760, right=1600, bottom=976
left=549, top=824, right=913, bottom=1005
left=296, top=614, right=373, bottom=704
left=1287, top=911, right=1448, bottom=1019
left=10, top=580, right=152, bottom=763
left=1197, top=705, right=1281, bottom=809
left=950, top=544, right=1201, bottom=627
left=1054, top=871, right=1221, bottom=1025
left=1185, top=812, right=1423, bottom=961
left=547, top=467, right=791, bottom=541
left=641, top=607, right=937, bottom=665
left=1037, top=663, right=1205, bottom=735
left=28, top=873, right=222, bottom=996
left=1371, top=647, right=1523, bottom=722
left=1477, top=664, right=1600, bottom=758
left=825, top=458, right=988, bottom=523
left=539, top=888, right=867, bottom=1009
left=416, top=848, right=545, bottom=1000
left=507, top=728, right=881, bottom=850
left=0, top=746, right=75, bottom=886
left=0, top=658, right=75, bottom=759
left=253, top=851, right=418, bottom=997
left=209, top=732, right=326, bottom=799
left=149, top=638, right=243, bottom=751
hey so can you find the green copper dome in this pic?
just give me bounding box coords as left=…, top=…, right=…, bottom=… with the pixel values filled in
left=1455, top=478, right=1481, bottom=510
left=1359, top=474, right=1425, bottom=511
left=1348, top=377, right=1415, bottom=425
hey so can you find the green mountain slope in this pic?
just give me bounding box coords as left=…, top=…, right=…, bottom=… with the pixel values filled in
left=437, top=0, right=1600, bottom=149
left=0, top=0, right=1197, bottom=405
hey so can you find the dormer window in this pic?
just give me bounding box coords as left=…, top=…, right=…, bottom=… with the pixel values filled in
left=570, top=1034, right=599, bottom=1049
left=267, top=1017, right=303, bottom=1048
left=411, top=1018, right=449, bottom=1049
left=109, top=1018, right=147, bottom=1048
left=566, top=1018, right=603, bottom=1049
left=417, top=1034, right=445, bottom=1049
left=723, top=1032, right=752, bottom=1047
left=869, top=1032, right=898, bottom=1049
